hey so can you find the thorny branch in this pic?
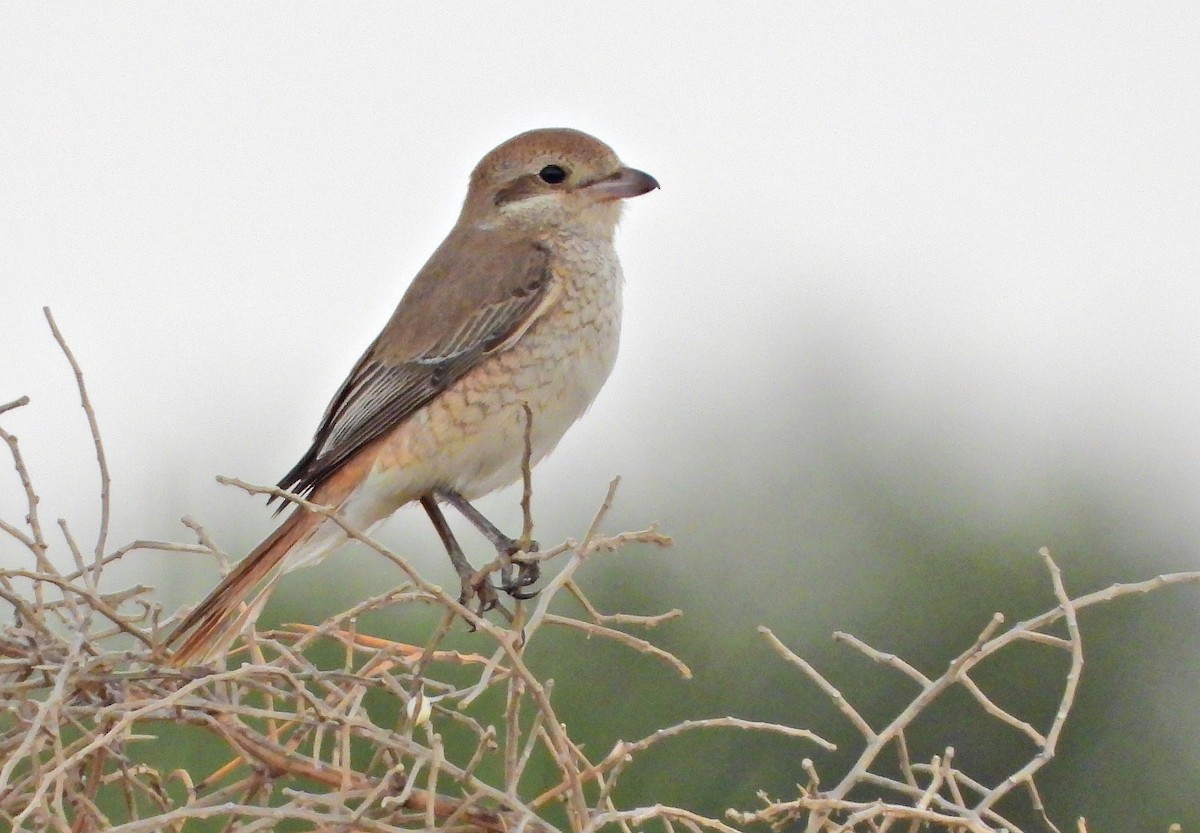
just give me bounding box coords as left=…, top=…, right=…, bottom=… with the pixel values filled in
left=734, top=549, right=1200, bottom=833
left=2, top=312, right=817, bottom=833
left=2, top=311, right=1196, bottom=833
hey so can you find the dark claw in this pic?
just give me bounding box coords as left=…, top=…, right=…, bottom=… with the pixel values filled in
left=459, top=575, right=499, bottom=624
left=500, top=556, right=541, bottom=598
left=515, top=559, right=540, bottom=587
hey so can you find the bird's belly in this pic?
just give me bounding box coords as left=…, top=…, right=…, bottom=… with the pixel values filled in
left=370, top=264, right=622, bottom=505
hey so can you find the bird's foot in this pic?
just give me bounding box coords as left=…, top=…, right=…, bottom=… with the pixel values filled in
left=499, top=538, right=541, bottom=600
left=457, top=569, right=500, bottom=619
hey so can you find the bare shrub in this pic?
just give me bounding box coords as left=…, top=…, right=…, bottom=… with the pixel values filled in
left=1, top=310, right=1194, bottom=833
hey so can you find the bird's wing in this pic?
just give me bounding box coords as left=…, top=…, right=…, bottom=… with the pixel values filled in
left=275, top=233, right=556, bottom=500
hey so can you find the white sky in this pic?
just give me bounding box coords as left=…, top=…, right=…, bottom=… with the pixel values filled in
left=3, top=3, right=1200, bottom=581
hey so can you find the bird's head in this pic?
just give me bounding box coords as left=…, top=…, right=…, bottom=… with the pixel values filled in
left=462, top=128, right=658, bottom=236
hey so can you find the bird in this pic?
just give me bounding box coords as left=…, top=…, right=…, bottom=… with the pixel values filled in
left=164, top=128, right=658, bottom=666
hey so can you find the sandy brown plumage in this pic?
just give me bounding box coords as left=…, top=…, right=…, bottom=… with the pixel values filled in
left=275, top=235, right=555, bottom=501
left=164, top=128, right=657, bottom=666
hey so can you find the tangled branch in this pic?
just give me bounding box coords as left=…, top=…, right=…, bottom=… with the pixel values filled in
left=2, top=309, right=1194, bottom=833
left=731, top=555, right=1200, bottom=833
left=0, top=311, right=819, bottom=833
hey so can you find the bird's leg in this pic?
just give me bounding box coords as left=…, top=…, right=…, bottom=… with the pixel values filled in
left=420, top=495, right=498, bottom=614
left=435, top=488, right=537, bottom=553
left=435, top=488, right=541, bottom=598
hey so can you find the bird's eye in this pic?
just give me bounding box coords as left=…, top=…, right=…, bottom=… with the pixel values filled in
left=538, top=164, right=568, bottom=184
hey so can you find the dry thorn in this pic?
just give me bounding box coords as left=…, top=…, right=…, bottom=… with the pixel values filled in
left=832, top=630, right=932, bottom=687
left=44, top=307, right=111, bottom=575
left=0, top=396, right=31, bottom=416
left=543, top=613, right=693, bottom=678
left=0, top=417, right=52, bottom=574
left=959, top=672, right=1045, bottom=746
left=564, top=578, right=683, bottom=628
left=760, top=626, right=874, bottom=740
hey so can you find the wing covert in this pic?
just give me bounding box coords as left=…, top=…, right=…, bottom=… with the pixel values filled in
left=274, top=239, right=554, bottom=501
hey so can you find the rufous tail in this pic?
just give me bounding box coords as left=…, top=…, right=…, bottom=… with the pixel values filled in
left=164, top=508, right=322, bottom=667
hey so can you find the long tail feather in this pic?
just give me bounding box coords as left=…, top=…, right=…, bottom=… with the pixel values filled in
left=165, top=508, right=322, bottom=667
